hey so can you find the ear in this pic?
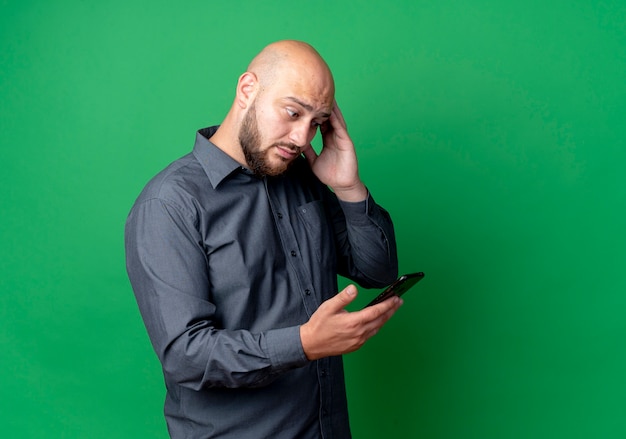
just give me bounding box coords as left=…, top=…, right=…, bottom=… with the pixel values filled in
left=235, top=72, right=258, bottom=109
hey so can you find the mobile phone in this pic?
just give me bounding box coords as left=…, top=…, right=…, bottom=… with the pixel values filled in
left=364, top=272, right=425, bottom=307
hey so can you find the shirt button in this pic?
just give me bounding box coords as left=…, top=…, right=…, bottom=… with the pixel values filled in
left=291, top=250, right=297, bottom=257
left=277, top=213, right=283, bottom=219
left=320, top=369, right=327, bottom=377
left=305, top=289, right=311, bottom=296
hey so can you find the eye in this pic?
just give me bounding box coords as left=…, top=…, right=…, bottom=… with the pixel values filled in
left=286, top=108, right=299, bottom=119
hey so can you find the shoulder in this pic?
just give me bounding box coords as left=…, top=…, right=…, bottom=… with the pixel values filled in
left=131, top=153, right=207, bottom=213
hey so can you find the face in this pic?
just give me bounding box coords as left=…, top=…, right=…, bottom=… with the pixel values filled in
left=238, top=68, right=334, bottom=177
left=238, top=101, right=295, bottom=177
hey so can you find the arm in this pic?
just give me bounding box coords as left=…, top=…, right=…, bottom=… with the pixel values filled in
left=297, top=193, right=401, bottom=360
left=333, top=193, right=398, bottom=288
left=124, top=198, right=307, bottom=390
left=304, top=100, right=398, bottom=287
left=299, top=101, right=402, bottom=359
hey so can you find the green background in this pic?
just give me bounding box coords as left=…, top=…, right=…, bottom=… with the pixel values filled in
left=2, top=1, right=625, bottom=437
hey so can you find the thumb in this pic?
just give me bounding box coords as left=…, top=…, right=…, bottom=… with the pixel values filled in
left=328, top=284, right=358, bottom=310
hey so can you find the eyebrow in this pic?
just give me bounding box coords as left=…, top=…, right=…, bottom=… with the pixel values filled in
left=284, top=97, right=331, bottom=118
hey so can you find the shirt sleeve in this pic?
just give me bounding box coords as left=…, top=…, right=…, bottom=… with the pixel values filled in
left=124, top=197, right=308, bottom=390
left=333, top=191, right=399, bottom=288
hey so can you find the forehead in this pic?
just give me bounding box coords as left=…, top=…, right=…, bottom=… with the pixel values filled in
left=264, top=64, right=334, bottom=113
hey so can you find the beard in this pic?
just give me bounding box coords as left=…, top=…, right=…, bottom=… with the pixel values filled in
left=238, top=103, right=300, bottom=177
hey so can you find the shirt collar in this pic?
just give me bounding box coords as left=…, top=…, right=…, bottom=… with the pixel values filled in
left=192, top=126, right=250, bottom=188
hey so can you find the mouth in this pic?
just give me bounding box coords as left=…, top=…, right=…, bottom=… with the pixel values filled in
left=274, top=144, right=301, bottom=160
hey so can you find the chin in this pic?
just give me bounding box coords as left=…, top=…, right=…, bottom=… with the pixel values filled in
left=267, top=163, right=289, bottom=176
left=265, top=156, right=292, bottom=176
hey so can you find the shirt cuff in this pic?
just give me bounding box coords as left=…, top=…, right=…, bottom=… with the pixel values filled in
left=264, top=326, right=308, bottom=370
left=337, top=191, right=375, bottom=226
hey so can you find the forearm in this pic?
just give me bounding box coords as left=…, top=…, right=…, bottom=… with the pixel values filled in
left=159, top=321, right=307, bottom=389
left=128, top=253, right=309, bottom=390
left=125, top=199, right=308, bottom=390
left=335, top=192, right=399, bottom=287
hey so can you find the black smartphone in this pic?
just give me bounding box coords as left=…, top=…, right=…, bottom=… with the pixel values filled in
left=364, top=272, right=425, bottom=308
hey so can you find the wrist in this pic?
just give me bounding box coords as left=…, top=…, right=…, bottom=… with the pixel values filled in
left=299, top=323, right=318, bottom=361
left=300, top=323, right=324, bottom=361
left=333, top=182, right=368, bottom=202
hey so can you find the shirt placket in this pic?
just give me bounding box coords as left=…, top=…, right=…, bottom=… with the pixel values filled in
left=263, top=178, right=320, bottom=315
left=263, top=178, right=334, bottom=438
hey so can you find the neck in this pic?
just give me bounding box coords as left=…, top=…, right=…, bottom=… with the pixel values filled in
left=209, top=114, right=247, bottom=167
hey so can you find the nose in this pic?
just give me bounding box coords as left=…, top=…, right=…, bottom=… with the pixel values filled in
left=288, top=121, right=314, bottom=147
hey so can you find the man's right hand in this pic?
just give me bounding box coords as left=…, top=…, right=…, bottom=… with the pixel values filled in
left=299, top=284, right=403, bottom=361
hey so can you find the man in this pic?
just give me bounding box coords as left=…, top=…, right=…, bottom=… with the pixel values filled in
left=125, top=40, right=401, bottom=439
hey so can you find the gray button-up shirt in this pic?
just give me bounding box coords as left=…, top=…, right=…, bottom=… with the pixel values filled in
left=125, top=126, right=398, bottom=438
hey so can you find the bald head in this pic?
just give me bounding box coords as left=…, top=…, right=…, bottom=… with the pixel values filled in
left=247, top=40, right=335, bottom=99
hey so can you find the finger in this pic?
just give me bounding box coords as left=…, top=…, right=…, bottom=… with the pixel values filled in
left=326, top=284, right=358, bottom=311
left=332, top=100, right=347, bottom=127
left=320, top=120, right=332, bottom=135
left=361, top=306, right=400, bottom=341
left=362, top=296, right=402, bottom=324
left=326, top=107, right=349, bottom=142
